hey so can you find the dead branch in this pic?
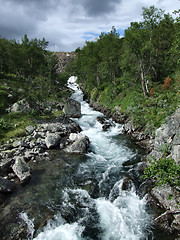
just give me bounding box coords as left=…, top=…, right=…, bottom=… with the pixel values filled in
left=154, top=210, right=180, bottom=221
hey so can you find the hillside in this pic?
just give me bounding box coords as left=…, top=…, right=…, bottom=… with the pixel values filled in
left=0, top=36, right=72, bottom=143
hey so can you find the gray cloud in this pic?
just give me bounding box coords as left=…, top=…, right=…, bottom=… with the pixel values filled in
left=81, top=0, right=121, bottom=17
left=0, top=0, right=179, bottom=52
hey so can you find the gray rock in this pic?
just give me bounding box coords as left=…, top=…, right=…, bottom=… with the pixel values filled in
left=47, top=124, right=63, bottom=133
left=0, top=178, right=17, bottom=193
left=13, top=140, right=28, bottom=148
left=29, top=141, right=36, bottom=149
left=33, top=132, right=42, bottom=139
left=12, top=157, right=31, bottom=184
left=36, top=138, right=46, bottom=148
left=172, top=145, right=180, bottom=163
left=64, top=133, right=89, bottom=154
left=63, top=98, right=81, bottom=118
left=153, top=107, right=180, bottom=163
left=26, top=125, right=35, bottom=134
left=151, top=185, right=177, bottom=210
left=123, top=120, right=136, bottom=134
left=45, top=133, right=61, bottom=149
left=24, top=150, right=35, bottom=160
left=150, top=185, right=180, bottom=233
left=11, top=99, right=31, bottom=113
left=0, top=158, right=14, bottom=175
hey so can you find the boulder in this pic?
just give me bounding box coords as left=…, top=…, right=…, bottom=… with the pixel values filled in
left=13, top=140, right=28, bottom=148
left=69, top=133, right=84, bottom=142
left=64, top=133, right=89, bottom=154
left=40, top=123, right=63, bottom=133
left=11, top=99, right=31, bottom=113
left=45, top=133, right=61, bottom=149
left=121, top=177, right=133, bottom=191
left=12, top=157, right=31, bottom=184
left=150, top=185, right=180, bottom=233
left=0, top=177, right=17, bottom=193
left=97, top=117, right=115, bottom=131
left=0, top=158, right=14, bottom=175
left=26, top=125, right=35, bottom=134
left=63, top=98, right=81, bottom=118
left=153, top=107, right=180, bottom=163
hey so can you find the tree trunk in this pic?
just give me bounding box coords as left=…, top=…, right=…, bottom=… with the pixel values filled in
left=139, top=61, right=147, bottom=97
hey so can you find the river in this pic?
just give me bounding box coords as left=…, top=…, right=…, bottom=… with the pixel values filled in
left=31, top=76, right=154, bottom=240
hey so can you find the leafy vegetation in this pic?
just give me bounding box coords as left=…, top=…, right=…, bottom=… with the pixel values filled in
left=143, top=156, right=180, bottom=187
left=68, top=6, right=180, bottom=136
left=0, top=35, right=71, bottom=141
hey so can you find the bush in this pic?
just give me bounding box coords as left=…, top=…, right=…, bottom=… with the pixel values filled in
left=0, top=118, right=12, bottom=133
left=143, top=156, right=180, bottom=187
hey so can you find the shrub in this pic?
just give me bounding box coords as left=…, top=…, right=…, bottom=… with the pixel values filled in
left=0, top=118, right=12, bottom=134
left=143, top=156, right=180, bottom=187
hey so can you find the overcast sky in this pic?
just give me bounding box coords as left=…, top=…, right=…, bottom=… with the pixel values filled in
left=0, top=0, right=179, bottom=52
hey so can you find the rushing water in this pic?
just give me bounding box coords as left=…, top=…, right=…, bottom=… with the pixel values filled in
left=31, top=76, right=153, bottom=240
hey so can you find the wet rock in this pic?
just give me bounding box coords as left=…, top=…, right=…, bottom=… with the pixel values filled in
left=121, top=177, right=133, bottom=191
left=12, top=157, right=31, bottom=184
left=111, top=109, right=127, bottom=124
left=0, top=192, right=7, bottom=204
left=0, top=158, right=14, bottom=175
left=138, top=179, right=155, bottom=197
left=0, top=177, right=17, bottom=193
left=97, top=116, right=115, bottom=131
left=63, top=98, right=81, bottom=118
left=64, top=133, right=89, bottom=154
left=122, top=157, right=140, bottom=166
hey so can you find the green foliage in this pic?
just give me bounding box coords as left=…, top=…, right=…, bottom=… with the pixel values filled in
left=73, top=6, right=179, bottom=135
left=143, top=156, right=180, bottom=187
left=0, top=35, right=70, bottom=115
left=0, top=118, right=12, bottom=133
left=0, top=35, right=71, bottom=141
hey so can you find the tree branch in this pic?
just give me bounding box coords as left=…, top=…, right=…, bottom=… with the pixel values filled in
left=154, top=210, right=180, bottom=221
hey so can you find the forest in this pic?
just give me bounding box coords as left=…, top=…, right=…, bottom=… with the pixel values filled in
left=70, top=6, right=180, bottom=135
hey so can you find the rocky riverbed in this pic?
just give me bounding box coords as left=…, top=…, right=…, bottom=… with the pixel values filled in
left=0, top=116, right=90, bottom=202
left=0, top=90, right=179, bottom=239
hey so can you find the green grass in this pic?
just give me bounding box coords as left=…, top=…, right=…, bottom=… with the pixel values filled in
left=0, top=110, right=64, bottom=143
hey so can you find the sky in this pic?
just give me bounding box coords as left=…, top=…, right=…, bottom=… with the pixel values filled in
left=0, top=0, right=179, bottom=52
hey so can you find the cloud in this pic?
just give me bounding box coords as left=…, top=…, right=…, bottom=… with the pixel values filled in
left=0, top=0, right=179, bottom=52
left=0, top=1, right=37, bottom=39
left=79, top=0, right=122, bottom=17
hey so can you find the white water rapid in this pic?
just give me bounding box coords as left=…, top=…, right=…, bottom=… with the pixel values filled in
left=33, top=76, right=152, bottom=240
